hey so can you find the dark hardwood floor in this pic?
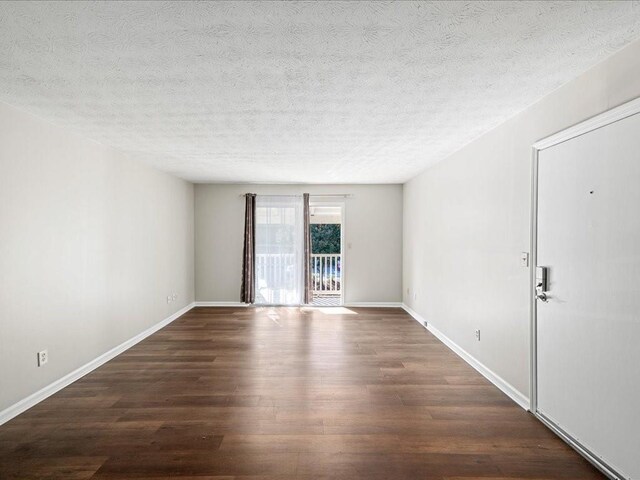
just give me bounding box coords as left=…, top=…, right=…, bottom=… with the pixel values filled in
left=0, top=306, right=603, bottom=479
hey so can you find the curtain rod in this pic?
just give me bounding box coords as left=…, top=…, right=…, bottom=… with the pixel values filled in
left=239, top=193, right=353, bottom=198
left=311, top=194, right=353, bottom=198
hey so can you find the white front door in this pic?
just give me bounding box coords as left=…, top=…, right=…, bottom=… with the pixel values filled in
left=535, top=110, right=640, bottom=478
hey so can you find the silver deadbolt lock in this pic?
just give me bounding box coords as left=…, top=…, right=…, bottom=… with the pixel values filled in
left=536, top=266, right=549, bottom=302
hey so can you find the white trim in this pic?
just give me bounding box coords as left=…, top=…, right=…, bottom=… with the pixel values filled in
left=339, top=202, right=345, bottom=307
left=195, top=302, right=403, bottom=308
left=194, top=301, right=249, bottom=307
left=529, top=145, right=539, bottom=414
left=402, top=304, right=530, bottom=411
left=344, top=302, right=403, bottom=308
left=310, top=199, right=346, bottom=307
left=533, top=96, right=640, bottom=150
left=0, top=302, right=195, bottom=427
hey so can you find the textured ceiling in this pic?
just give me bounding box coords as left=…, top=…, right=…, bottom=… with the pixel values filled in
left=1, top=1, right=639, bottom=183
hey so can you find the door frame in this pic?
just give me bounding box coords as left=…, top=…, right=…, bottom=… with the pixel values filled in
left=529, top=96, right=640, bottom=480
left=309, top=199, right=346, bottom=306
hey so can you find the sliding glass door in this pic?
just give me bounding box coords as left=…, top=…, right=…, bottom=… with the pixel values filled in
left=254, top=196, right=304, bottom=305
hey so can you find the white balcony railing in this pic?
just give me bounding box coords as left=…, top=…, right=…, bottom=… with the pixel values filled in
left=254, top=253, right=341, bottom=301
left=254, top=253, right=297, bottom=304
left=312, top=253, right=341, bottom=296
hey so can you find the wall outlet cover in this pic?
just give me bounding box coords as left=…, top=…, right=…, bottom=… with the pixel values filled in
left=37, top=350, right=48, bottom=366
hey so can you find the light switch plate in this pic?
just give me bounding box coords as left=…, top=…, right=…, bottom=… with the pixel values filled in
left=520, top=252, right=529, bottom=267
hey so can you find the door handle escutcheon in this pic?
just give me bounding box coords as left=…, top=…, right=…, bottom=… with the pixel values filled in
left=536, top=266, right=550, bottom=302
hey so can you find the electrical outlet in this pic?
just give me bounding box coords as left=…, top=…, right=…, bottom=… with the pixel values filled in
left=172, top=293, right=178, bottom=301
left=475, top=329, right=481, bottom=341
left=167, top=295, right=172, bottom=303
left=37, top=350, right=48, bottom=366
left=520, top=252, right=529, bottom=267
left=413, top=292, right=417, bottom=300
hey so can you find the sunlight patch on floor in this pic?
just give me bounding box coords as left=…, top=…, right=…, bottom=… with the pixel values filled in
left=300, top=306, right=357, bottom=315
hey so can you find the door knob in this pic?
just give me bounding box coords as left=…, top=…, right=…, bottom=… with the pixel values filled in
left=536, top=291, right=548, bottom=302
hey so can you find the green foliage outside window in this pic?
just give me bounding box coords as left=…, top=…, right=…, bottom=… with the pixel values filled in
left=310, top=224, right=341, bottom=254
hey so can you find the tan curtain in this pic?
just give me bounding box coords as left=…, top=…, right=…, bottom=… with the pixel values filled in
left=241, top=193, right=256, bottom=304
left=303, top=193, right=312, bottom=304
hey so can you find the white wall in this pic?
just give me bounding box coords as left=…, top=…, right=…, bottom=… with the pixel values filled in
left=195, top=184, right=402, bottom=304
left=403, top=38, right=640, bottom=400
left=0, top=102, right=195, bottom=413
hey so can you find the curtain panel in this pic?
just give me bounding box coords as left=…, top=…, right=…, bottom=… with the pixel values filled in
left=303, top=193, right=312, bottom=304
left=254, top=195, right=304, bottom=305
left=240, top=193, right=256, bottom=303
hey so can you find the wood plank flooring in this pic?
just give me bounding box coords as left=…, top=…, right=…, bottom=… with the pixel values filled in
left=0, top=306, right=604, bottom=479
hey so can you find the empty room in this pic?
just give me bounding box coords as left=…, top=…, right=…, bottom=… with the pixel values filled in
left=1, top=1, right=639, bottom=479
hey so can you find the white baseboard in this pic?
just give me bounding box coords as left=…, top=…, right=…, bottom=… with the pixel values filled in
left=194, top=301, right=249, bottom=307
left=195, top=302, right=402, bottom=308
left=344, top=302, right=403, bottom=308
left=401, top=303, right=530, bottom=411
left=0, top=302, right=195, bottom=427
left=193, top=302, right=403, bottom=308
